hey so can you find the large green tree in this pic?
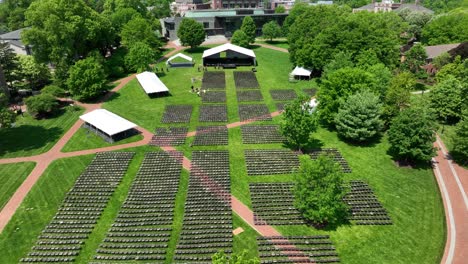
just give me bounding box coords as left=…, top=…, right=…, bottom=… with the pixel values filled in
left=0, top=42, right=19, bottom=89
left=397, top=8, right=433, bottom=40
left=67, top=56, right=107, bottom=101
left=231, top=30, right=249, bottom=48
left=23, top=0, right=113, bottom=66
left=383, top=72, right=416, bottom=124
left=279, top=96, right=318, bottom=151
left=16, top=55, right=51, bottom=90
left=403, top=43, right=428, bottom=76
left=451, top=110, right=468, bottom=165
left=124, top=42, right=157, bottom=72
left=177, top=18, right=205, bottom=49
left=262, top=21, right=282, bottom=42
left=289, top=5, right=404, bottom=72
left=240, top=16, right=256, bottom=44
left=318, top=67, right=377, bottom=126
left=0, top=92, right=15, bottom=128
left=422, top=10, right=468, bottom=45
left=120, top=16, right=160, bottom=49
left=430, top=76, right=464, bottom=124
left=335, top=90, right=383, bottom=143
left=282, top=3, right=308, bottom=36
left=388, top=106, right=437, bottom=163
left=294, top=155, right=348, bottom=226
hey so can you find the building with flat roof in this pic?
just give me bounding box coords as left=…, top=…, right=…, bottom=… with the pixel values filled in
left=162, top=9, right=287, bottom=40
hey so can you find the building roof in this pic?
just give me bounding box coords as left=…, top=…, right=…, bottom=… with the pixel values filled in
left=353, top=3, right=375, bottom=11
left=202, top=43, right=256, bottom=58
left=0, top=28, right=24, bottom=40
left=166, top=53, right=193, bottom=65
left=291, top=66, right=312, bottom=77
left=425, top=43, right=461, bottom=59
left=135, top=71, right=170, bottom=95
left=395, top=4, right=434, bottom=14
left=185, top=9, right=265, bottom=18
left=80, top=109, right=137, bottom=136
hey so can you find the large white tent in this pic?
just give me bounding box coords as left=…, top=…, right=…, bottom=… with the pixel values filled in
left=136, top=71, right=170, bottom=95
left=166, top=53, right=194, bottom=67
left=202, top=43, right=256, bottom=66
left=290, top=66, right=312, bottom=80
left=80, top=109, right=137, bottom=142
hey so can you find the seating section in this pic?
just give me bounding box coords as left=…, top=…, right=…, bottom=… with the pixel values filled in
left=149, top=127, right=188, bottom=146
left=193, top=126, right=228, bottom=146
left=250, top=183, right=305, bottom=225
left=174, top=150, right=232, bottom=263
left=234, top=71, right=259, bottom=89
left=269, top=89, right=297, bottom=101
left=202, top=72, right=226, bottom=89
left=93, top=151, right=183, bottom=262
left=344, top=180, right=392, bottom=225
left=21, top=152, right=135, bottom=263
left=309, top=148, right=352, bottom=173
left=161, top=105, right=193, bottom=123
left=201, top=91, right=226, bottom=103
left=245, top=150, right=299, bottom=176
left=276, top=102, right=289, bottom=111
left=199, top=105, right=228, bottom=122
left=241, top=125, right=283, bottom=144
left=237, top=90, right=264, bottom=102
left=257, top=236, right=340, bottom=263
left=238, top=104, right=272, bottom=121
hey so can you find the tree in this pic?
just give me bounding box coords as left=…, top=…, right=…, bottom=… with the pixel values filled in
left=0, top=42, right=19, bottom=91
left=24, top=93, right=59, bottom=118
left=67, top=57, right=107, bottom=101
left=432, top=52, right=452, bottom=70
left=275, top=5, right=286, bottom=14
left=177, top=18, right=206, bottom=49
left=23, top=0, right=113, bottom=66
left=435, top=56, right=468, bottom=83
left=0, top=92, right=15, bottom=128
left=294, top=155, right=348, bottom=226
left=403, top=43, right=427, bottom=76
left=383, top=72, right=415, bottom=124
left=231, top=30, right=249, bottom=48
left=422, top=10, right=468, bottom=45
left=109, top=7, right=141, bottom=34
left=240, top=16, right=256, bottom=44
left=124, top=42, right=157, bottom=72
left=41, top=85, right=67, bottom=97
left=279, top=95, right=318, bottom=151
left=120, top=16, right=161, bottom=49
left=212, top=250, right=260, bottom=264
left=282, top=3, right=308, bottom=36
left=102, top=0, right=147, bottom=15
left=451, top=110, right=468, bottom=165
left=430, top=76, right=463, bottom=124
left=262, top=21, right=281, bottom=42
left=16, top=55, right=51, bottom=90
left=388, top=106, right=437, bottom=163
left=289, top=6, right=404, bottom=72
left=397, top=8, right=432, bottom=40
left=322, top=52, right=354, bottom=78
left=318, top=67, right=377, bottom=126
left=335, top=90, right=383, bottom=143
left=365, top=63, right=392, bottom=99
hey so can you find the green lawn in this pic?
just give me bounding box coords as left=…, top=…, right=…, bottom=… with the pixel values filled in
left=0, top=106, right=84, bottom=158
left=61, top=127, right=143, bottom=152
left=0, top=162, right=36, bottom=210
left=256, top=39, right=289, bottom=50
left=0, top=47, right=445, bottom=264
left=0, top=155, right=94, bottom=264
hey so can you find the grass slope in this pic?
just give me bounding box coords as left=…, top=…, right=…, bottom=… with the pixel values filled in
left=0, top=106, right=84, bottom=158
left=61, top=127, right=143, bottom=152
left=0, top=155, right=94, bottom=263
left=0, top=162, right=36, bottom=210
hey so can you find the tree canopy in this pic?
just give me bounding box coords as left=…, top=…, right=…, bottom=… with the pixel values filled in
left=231, top=30, right=250, bottom=48
left=124, top=42, right=157, bottom=72
left=422, top=10, right=468, bottom=45
left=24, top=93, right=59, bottom=118
left=240, top=16, right=256, bottom=44
left=388, top=106, right=437, bottom=163
left=120, top=16, right=160, bottom=49
left=16, top=55, right=51, bottom=90
left=67, top=56, right=107, bottom=101
left=430, top=75, right=464, bottom=124
left=177, top=18, right=205, bottom=49
left=279, top=96, right=318, bottom=150
left=403, top=43, right=428, bottom=76
left=382, top=71, right=415, bottom=125
left=294, top=155, right=348, bottom=227
left=335, top=90, right=383, bottom=143
left=451, top=110, right=468, bottom=165
left=262, top=21, right=282, bottom=42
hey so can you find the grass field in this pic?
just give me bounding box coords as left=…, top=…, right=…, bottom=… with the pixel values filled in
left=0, top=162, right=36, bottom=210
left=256, top=39, right=289, bottom=50
left=0, top=106, right=84, bottom=158
left=0, top=47, right=445, bottom=263
left=61, top=127, right=143, bottom=152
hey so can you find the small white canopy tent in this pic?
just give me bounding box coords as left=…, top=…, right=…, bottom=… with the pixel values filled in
left=202, top=43, right=256, bottom=66
left=166, top=53, right=194, bottom=67
left=80, top=109, right=138, bottom=143
left=290, top=66, right=312, bottom=80
left=136, top=71, right=169, bottom=96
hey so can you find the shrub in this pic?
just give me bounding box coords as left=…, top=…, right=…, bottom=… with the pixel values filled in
left=41, top=85, right=67, bottom=97
left=24, top=93, right=59, bottom=118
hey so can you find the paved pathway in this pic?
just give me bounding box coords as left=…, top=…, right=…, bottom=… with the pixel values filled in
left=255, top=43, right=288, bottom=53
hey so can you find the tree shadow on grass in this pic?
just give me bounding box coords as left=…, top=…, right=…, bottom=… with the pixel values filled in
left=337, top=133, right=383, bottom=149
left=0, top=125, right=63, bottom=157
left=283, top=138, right=324, bottom=154
left=185, top=46, right=210, bottom=54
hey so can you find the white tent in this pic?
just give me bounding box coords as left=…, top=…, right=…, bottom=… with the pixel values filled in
left=291, top=66, right=312, bottom=78
left=136, top=71, right=169, bottom=95
left=166, top=53, right=193, bottom=65
left=80, top=109, right=137, bottom=137
left=202, top=43, right=256, bottom=66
